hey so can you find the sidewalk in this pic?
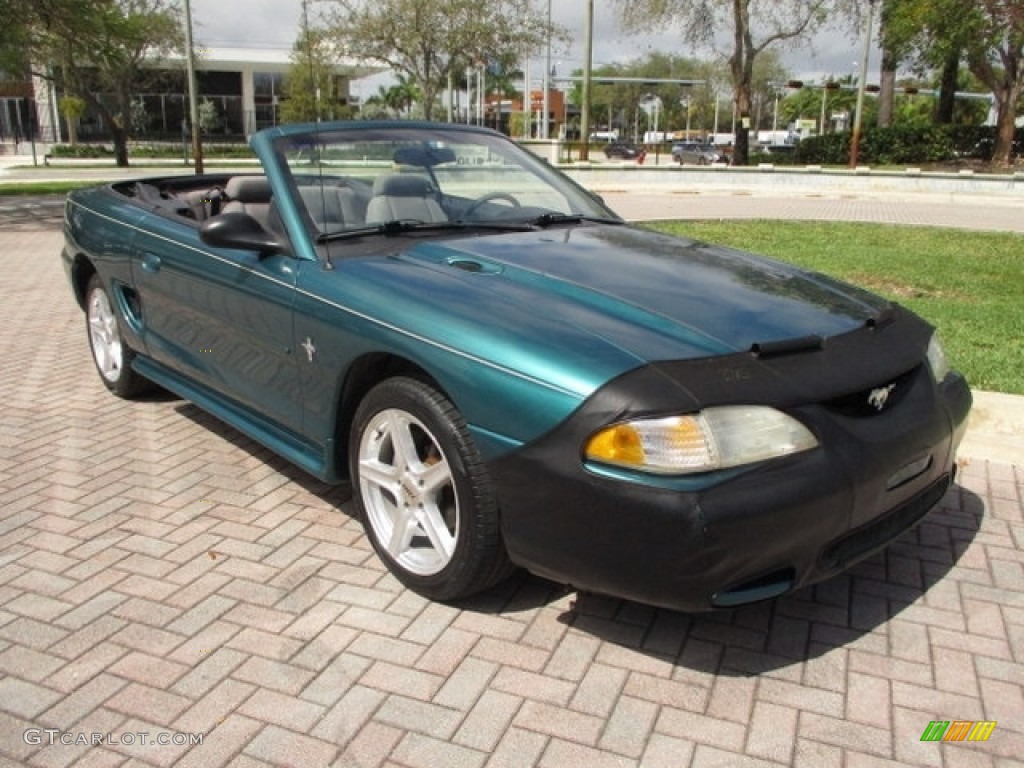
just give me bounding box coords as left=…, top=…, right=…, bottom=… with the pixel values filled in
left=959, top=391, right=1024, bottom=466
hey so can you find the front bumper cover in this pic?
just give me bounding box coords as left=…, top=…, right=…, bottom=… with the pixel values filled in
left=487, top=308, right=972, bottom=612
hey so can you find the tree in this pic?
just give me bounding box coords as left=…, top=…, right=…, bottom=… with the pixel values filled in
left=486, top=52, right=524, bottom=101
left=877, top=0, right=902, bottom=127
left=361, top=76, right=423, bottom=118
left=9, top=0, right=183, bottom=166
left=960, top=0, right=1023, bottom=166
left=879, top=0, right=1023, bottom=166
left=387, top=75, right=423, bottom=117
left=322, top=0, right=561, bottom=121
left=197, top=97, right=221, bottom=134
left=612, top=0, right=833, bottom=165
left=280, top=8, right=344, bottom=123
left=360, top=90, right=391, bottom=119
left=780, top=78, right=865, bottom=134
left=566, top=53, right=707, bottom=141
left=59, top=95, right=86, bottom=145
left=0, top=2, right=29, bottom=73
left=877, top=0, right=967, bottom=126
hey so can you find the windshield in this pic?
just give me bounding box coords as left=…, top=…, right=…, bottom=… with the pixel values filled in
left=271, top=124, right=619, bottom=237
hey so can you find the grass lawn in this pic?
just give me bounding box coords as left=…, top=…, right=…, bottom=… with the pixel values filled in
left=0, top=182, right=96, bottom=196
left=645, top=220, right=1023, bottom=395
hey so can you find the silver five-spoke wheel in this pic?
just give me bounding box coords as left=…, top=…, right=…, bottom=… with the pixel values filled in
left=88, top=283, right=124, bottom=383
left=358, top=408, right=458, bottom=576
left=84, top=275, right=149, bottom=398
left=350, top=377, right=512, bottom=601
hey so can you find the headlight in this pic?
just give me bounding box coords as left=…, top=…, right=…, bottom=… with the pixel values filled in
left=926, top=334, right=950, bottom=382
left=584, top=406, right=818, bottom=475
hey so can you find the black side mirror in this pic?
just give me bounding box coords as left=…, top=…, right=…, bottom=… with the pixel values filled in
left=199, top=212, right=286, bottom=256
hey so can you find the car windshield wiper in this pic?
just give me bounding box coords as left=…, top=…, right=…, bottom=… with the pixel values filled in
left=317, top=218, right=536, bottom=242
left=530, top=212, right=624, bottom=228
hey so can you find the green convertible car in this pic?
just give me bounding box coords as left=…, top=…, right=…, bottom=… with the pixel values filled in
left=62, top=121, right=971, bottom=612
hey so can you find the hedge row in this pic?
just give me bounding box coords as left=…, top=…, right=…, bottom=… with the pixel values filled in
left=48, top=125, right=1021, bottom=166
left=49, top=142, right=255, bottom=159
left=792, top=125, right=1023, bottom=166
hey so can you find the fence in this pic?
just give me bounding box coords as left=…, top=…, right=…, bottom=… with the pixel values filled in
left=0, top=93, right=273, bottom=152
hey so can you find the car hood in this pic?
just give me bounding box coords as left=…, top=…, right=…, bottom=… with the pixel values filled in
left=334, top=223, right=893, bottom=397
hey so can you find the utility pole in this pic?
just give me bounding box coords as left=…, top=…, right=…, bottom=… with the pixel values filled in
left=579, top=0, right=593, bottom=160
left=542, top=0, right=551, bottom=139
left=183, top=0, right=204, bottom=173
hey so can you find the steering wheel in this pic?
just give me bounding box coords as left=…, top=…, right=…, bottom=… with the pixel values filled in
left=462, top=192, right=520, bottom=220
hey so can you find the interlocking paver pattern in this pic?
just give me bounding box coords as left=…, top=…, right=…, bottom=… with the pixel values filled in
left=0, top=199, right=1021, bottom=767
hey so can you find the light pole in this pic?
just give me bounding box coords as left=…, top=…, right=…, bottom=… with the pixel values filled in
left=579, top=0, right=593, bottom=160
left=183, top=0, right=203, bottom=173
left=522, top=59, right=531, bottom=138
left=849, top=0, right=876, bottom=168
left=820, top=86, right=827, bottom=135
left=542, top=0, right=551, bottom=139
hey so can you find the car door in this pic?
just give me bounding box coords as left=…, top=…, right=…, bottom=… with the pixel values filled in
left=130, top=211, right=305, bottom=434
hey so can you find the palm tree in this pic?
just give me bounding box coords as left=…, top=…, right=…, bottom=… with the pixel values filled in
left=385, top=74, right=422, bottom=118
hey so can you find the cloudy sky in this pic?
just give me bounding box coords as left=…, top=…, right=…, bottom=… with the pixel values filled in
left=190, top=0, right=876, bottom=87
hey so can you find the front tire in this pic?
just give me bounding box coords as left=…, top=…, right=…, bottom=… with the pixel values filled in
left=350, top=377, right=512, bottom=601
left=85, top=275, right=150, bottom=398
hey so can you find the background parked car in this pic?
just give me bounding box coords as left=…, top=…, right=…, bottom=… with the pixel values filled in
left=603, top=142, right=645, bottom=161
left=671, top=142, right=724, bottom=165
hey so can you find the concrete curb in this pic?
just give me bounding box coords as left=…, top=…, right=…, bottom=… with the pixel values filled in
left=960, top=390, right=1024, bottom=467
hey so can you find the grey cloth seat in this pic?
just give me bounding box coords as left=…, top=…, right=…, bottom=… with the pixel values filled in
left=365, top=174, right=447, bottom=224
left=298, top=185, right=363, bottom=230
left=222, top=176, right=273, bottom=229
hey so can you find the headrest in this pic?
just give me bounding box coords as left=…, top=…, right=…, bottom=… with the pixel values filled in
left=372, top=174, right=434, bottom=198
left=225, top=176, right=272, bottom=203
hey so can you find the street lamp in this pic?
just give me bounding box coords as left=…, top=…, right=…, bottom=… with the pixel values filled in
left=183, top=0, right=203, bottom=173
left=542, top=0, right=551, bottom=139
left=580, top=0, right=593, bottom=160
left=639, top=94, right=661, bottom=141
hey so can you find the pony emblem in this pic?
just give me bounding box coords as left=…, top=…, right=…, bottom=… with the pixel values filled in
left=868, top=383, right=897, bottom=411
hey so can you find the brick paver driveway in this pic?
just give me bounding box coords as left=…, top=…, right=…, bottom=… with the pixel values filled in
left=1, top=212, right=1022, bottom=767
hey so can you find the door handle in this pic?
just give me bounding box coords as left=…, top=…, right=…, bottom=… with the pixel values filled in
left=141, top=253, right=162, bottom=273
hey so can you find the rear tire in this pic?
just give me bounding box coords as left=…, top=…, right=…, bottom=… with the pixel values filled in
left=85, top=275, right=150, bottom=398
left=350, top=377, right=513, bottom=601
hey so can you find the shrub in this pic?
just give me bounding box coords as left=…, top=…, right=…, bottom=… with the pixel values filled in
left=859, top=125, right=955, bottom=164
left=792, top=124, right=1021, bottom=166
left=47, top=142, right=255, bottom=160
left=49, top=144, right=114, bottom=158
